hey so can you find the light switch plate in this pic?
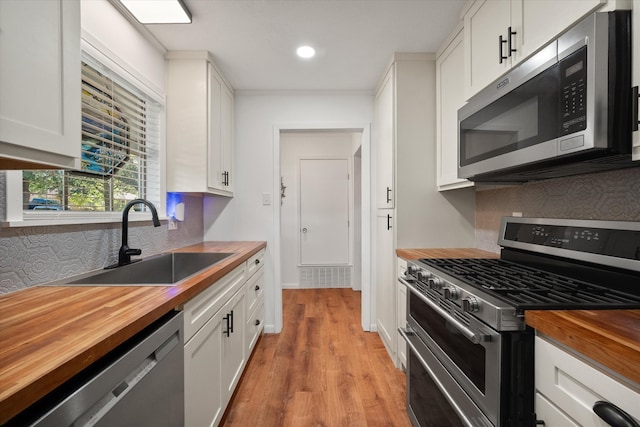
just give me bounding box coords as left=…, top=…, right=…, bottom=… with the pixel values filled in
left=168, top=218, right=178, bottom=230
left=262, top=193, right=271, bottom=205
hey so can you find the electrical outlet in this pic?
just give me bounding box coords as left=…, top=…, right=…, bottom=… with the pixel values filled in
left=168, top=218, right=178, bottom=230
left=262, top=193, right=271, bottom=206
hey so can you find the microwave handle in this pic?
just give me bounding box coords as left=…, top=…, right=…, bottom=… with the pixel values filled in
left=632, top=86, right=639, bottom=132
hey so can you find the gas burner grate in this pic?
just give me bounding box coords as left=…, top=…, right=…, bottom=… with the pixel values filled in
left=419, top=258, right=640, bottom=310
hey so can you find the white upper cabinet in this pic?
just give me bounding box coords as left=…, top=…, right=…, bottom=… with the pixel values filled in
left=0, top=0, right=81, bottom=170
left=166, top=51, right=234, bottom=196
left=633, top=0, right=640, bottom=161
left=436, top=26, right=473, bottom=190
left=464, top=0, right=513, bottom=99
left=464, top=0, right=605, bottom=100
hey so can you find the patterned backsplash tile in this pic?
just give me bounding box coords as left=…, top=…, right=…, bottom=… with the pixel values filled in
left=0, top=178, right=204, bottom=294
left=476, top=167, right=640, bottom=253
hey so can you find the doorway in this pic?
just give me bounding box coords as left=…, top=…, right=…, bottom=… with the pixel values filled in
left=280, top=131, right=358, bottom=290
left=273, top=124, right=372, bottom=333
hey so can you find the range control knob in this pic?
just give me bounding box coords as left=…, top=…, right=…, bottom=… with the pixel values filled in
left=462, top=297, right=479, bottom=313
left=417, top=270, right=431, bottom=282
left=427, top=277, right=443, bottom=290
left=443, top=287, right=459, bottom=300
left=406, top=265, right=419, bottom=276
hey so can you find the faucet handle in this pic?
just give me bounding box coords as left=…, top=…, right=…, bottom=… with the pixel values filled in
left=126, top=248, right=142, bottom=256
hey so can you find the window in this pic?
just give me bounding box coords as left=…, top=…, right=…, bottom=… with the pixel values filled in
left=21, top=56, right=161, bottom=217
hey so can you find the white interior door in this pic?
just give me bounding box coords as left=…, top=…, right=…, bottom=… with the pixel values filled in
left=299, top=158, right=350, bottom=265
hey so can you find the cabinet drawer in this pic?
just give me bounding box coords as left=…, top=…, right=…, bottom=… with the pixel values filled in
left=183, top=263, right=246, bottom=342
left=246, top=299, right=264, bottom=354
left=246, top=249, right=265, bottom=279
left=535, top=336, right=640, bottom=426
left=246, top=267, right=264, bottom=316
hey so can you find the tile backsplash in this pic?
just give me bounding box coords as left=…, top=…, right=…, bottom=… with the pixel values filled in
left=0, top=172, right=204, bottom=294
left=476, top=167, right=640, bottom=253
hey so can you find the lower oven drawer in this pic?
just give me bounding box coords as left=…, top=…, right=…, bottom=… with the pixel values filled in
left=400, top=327, right=490, bottom=427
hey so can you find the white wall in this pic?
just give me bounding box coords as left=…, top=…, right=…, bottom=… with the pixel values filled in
left=81, top=0, right=165, bottom=96
left=204, top=93, right=374, bottom=333
left=280, top=131, right=356, bottom=287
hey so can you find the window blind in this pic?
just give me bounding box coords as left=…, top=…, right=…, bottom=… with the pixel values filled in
left=22, top=59, right=161, bottom=214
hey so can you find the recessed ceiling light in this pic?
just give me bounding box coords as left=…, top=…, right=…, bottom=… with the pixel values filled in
left=296, top=46, right=316, bottom=59
left=120, top=0, right=192, bottom=24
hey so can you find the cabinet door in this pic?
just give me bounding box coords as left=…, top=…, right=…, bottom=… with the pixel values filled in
left=376, top=67, right=395, bottom=209
left=437, top=29, right=473, bottom=191
left=220, top=83, right=234, bottom=191
left=517, top=0, right=603, bottom=64
left=375, top=211, right=395, bottom=358
left=208, top=63, right=224, bottom=192
left=221, top=289, right=246, bottom=407
left=464, top=0, right=512, bottom=99
left=184, top=310, right=224, bottom=427
left=633, top=0, right=640, bottom=161
left=0, top=0, right=80, bottom=169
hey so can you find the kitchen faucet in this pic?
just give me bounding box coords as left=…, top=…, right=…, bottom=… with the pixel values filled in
left=116, top=199, right=161, bottom=267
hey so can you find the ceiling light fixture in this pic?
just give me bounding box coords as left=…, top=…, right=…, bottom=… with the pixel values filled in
left=296, top=46, right=316, bottom=59
left=119, top=0, right=192, bottom=24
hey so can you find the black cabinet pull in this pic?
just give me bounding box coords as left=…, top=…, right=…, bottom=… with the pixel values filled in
left=593, top=401, right=639, bottom=427
left=255, top=285, right=260, bottom=291
left=229, top=309, right=234, bottom=333
left=508, top=26, right=517, bottom=57
left=386, top=186, right=392, bottom=203
left=255, top=258, right=260, bottom=265
left=223, top=314, right=231, bottom=337
left=632, top=86, right=639, bottom=132
left=255, top=319, right=261, bottom=326
left=387, top=214, right=392, bottom=231
left=499, top=34, right=507, bottom=63
left=222, top=171, right=230, bottom=186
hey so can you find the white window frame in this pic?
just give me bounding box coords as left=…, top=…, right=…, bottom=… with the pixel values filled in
left=4, top=39, right=166, bottom=227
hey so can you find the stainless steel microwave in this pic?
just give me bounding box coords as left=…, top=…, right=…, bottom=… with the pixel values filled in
left=458, top=10, right=635, bottom=183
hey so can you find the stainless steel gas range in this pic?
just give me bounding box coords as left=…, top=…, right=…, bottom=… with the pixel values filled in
left=399, top=217, right=640, bottom=427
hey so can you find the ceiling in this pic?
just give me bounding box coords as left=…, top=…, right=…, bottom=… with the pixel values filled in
left=137, top=0, right=467, bottom=92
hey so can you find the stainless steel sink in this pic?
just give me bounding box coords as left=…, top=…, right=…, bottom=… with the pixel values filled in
left=64, top=252, right=234, bottom=286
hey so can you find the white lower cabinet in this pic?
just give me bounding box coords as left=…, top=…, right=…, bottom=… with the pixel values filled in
left=184, top=302, right=224, bottom=427
left=245, top=267, right=265, bottom=355
left=221, top=289, right=246, bottom=405
left=183, top=250, right=265, bottom=427
left=535, top=335, right=640, bottom=426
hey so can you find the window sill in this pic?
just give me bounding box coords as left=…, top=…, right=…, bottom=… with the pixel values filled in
left=3, top=212, right=169, bottom=228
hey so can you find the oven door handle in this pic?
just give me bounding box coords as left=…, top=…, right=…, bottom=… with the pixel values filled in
left=399, top=327, right=476, bottom=427
left=399, top=277, right=488, bottom=345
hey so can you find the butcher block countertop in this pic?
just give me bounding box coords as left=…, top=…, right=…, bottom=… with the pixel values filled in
left=397, top=247, right=640, bottom=387
left=396, top=247, right=499, bottom=260
left=0, top=241, right=266, bottom=425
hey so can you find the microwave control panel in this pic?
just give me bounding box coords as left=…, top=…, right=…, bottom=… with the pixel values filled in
left=560, top=46, right=587, bottom=135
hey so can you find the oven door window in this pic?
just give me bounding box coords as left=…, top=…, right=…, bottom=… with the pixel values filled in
left=459, top=63, right=560, bottom=167
left=410, top=294, right=486, bottom=393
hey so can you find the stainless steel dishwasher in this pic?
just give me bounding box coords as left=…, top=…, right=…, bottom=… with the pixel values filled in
left=5, top=311, right=184, bottom=427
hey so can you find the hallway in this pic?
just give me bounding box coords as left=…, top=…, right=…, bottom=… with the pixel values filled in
left=222, top=288, right=411, bottom=426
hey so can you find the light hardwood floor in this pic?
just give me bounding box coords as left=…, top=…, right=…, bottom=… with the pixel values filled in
left=222, top=288, right=411, bottom=426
